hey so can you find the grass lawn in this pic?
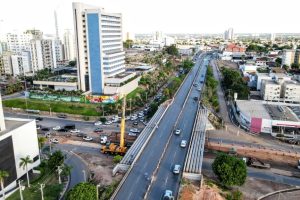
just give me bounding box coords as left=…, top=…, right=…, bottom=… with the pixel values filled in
left=126, top=87, right=145, bottom=100
left=3, top=98, right=101, bottom=116
left=7, top=173, right=63, bottom=200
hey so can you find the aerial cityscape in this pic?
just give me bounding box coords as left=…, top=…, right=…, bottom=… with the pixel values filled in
left=1, top=0, right=300, bottom=200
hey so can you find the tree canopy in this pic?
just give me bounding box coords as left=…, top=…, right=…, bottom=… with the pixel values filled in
left=48, top=150, right=64, bottom=170
left=165, top=45, right=179, bottom=56
left=212, top=153, right=247, bottom=187
left=246, top=44, right=268, bottom=53
left=66, top=182, right=96, bottom=200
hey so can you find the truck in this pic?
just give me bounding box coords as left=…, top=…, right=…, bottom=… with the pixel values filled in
left=247, top=157, right=270, bottom=169
left=64, top=124, right=75, bottom=130
left=101, top=142, right=127, bottom=155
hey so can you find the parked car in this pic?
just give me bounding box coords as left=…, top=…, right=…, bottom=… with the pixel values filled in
left=193, top=83, right=198, bottom=87
left=36, top=125, right=42, bottom=130
left=77, top=133, right=87, bottom=137
left=58, top=128, right=68, bottom=132
left=57, top=114, right=67, bottom=118
left=173, top=164, right=181, bottom=174
left=180, top=140, right=187, bottom=148
left=64, top=124, right=75, bottom=130
left=35, top=117, right=43, bottom=122
left=50, top=138, right=59, bottom=144
left=53, top=126, right=61, bottom=131
left=193, top=96, right=198, bottom=101
left=128, top=132, right=137, bottom=136
left=70, top=129, right=80, bottom=133
left=94, top=121, right=102, bottom=126
left=130, top=128, right=140, bottom=133
left=174, top=129, right=181, bottom=135
left=104, top=121, right=112, bottom=125
left=83, top=136, right=93, bottom=141
left=94, top=128, right=103, bottom=133
left=41, top=127, right=50, bottom=132
left=133, top=121, right=138, bottom=126
left=162, top=190, right=174, bottom=200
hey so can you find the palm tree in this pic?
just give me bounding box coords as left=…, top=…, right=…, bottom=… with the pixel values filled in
left=19, top=156, right=33, bottom=187
left=0, top=170, right=9, bottom=200
left=38, top=137, right=47, bottom=158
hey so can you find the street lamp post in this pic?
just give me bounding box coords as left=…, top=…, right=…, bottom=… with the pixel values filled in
left=96, top=184, right=101, bottom=200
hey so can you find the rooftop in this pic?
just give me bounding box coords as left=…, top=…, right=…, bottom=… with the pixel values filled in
left=0, top=118, right=31, bottom=137
left=236, top=100, right=271, bottom=120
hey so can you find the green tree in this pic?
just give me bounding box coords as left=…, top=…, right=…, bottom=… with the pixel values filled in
left=226, top=190, right=243, bottom=200
left=275, top=57, right=282, bottom=67
left=38, top=136, right=47, bottom=156
left=113, top=155, right=123, bottom=164
left=19, top=155, right=33, bottom=187
left=66, top=182, right=97, bottom=200
left=165, top=45, right=179, bottom=56
left=212, top=153, right=247, bottom=187
left=123, top=39, right=133, bottom=48
left=291, top=63, right=300, bottom=69
left=48, top=150, right=64, bottom=170
left=0, top=170, right=9, bottom=200
left=69, top=60, right=76, bottom=67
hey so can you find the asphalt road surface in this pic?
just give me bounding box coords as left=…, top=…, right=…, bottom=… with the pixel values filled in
left=114, top=53, right=210, bottom=200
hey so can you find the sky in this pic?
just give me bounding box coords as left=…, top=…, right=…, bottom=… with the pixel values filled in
left=0, top=0, right=299, bottom=36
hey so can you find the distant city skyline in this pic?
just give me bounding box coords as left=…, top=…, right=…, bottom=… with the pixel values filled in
left=0, top=0, right=300, bottom=36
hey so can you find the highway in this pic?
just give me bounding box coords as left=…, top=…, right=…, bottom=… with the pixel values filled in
left=113, top=53, right=210, bottom=200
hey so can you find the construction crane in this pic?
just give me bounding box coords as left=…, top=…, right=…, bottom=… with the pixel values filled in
left=101, top=95, right=127, bottom=155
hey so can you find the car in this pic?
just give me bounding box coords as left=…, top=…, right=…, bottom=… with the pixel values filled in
left=128, top=132, right=137, bottom=136
left=57, top=114, right=67, bottom=118
left=41, top=127, right=50, bottom=132
left=193, top=96, right=198, bottom=101
left=180, top=140, right=187, bottom=148
left=174, top=129, right=181, bottom=135
left=64, top=124, right=75, bottom=130
left=130, top=128, right=140, bottom=133
left=35, top=117, right=43, bottom=122
left=83, top=136, right=93, bottom=141
left=131, top=116, right=138, bottom=121
left=94, top=121, right=102, bottom=126
left=44, top=133, right=51, bottom=138
left=36, top=125, right=42, bottom=130
left=50, top=138, right=59, bottom=144
left=200, top=80, right=203, bottom=83
left=104, top=121, right=112, bottom=125
left=173, top=164, right=181, bottom=174
left=162, top=190, right=174, bottom=200
left=133, top=121, right=138, bottom=126
left=94, top=128, right=103, bottom=133
left=125, top=116, right=131, bottom=120
left=193, top=83, right=198, bottom=87
left=70, top=129, right=80, bottom=133
left=52, top=126, right=61, bottom=131
left=140, top=118, right=145, bottom=122
left=77, top=133, right=87, bottom=137
left=197, top=88, right=201, bottom=91
left=58, top=128, right=68, bottom=132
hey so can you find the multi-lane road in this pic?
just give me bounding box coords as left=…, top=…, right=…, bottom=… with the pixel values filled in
left=114, top=53, right=210, bottom=200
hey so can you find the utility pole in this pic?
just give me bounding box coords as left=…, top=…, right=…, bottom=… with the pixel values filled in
left=49, top=135, right=52, bottom=155
left=96, top=184, right=101, bottom=200
left=18, top=180, right=23, bottom=200
left=40, top=183, right=45, bottom=200
left=57, top=166, right=62, bottom=184
left=82, top=170, right=86, bottom=182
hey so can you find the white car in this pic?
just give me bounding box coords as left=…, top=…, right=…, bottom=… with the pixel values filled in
left=83, top=136, right=93, bottom=141
left=174, top=129, right=181, bottom=135
left=173, top=164, right=181, bottom=174
left=105, top=121, right=112, bottom=125
left=53, top=126, right=61, bottom=131
left=130, top=128, right=140, bottom=133
left=94, top=121, right=102, bottom=126
left=180, top=140, right=187, bottom=148
left=128, top=132, right=137, bottom=136
left=50, top=138, right=59, bottom=144
left=70, top=129, right=80, bottom=133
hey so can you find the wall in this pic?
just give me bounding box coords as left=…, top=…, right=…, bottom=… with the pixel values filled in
left=103, top=76, right=140, bottom=95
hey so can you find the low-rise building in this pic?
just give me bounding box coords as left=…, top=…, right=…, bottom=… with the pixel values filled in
left=282, top=81, right=300, bottom=103
left=260, top=80, right=281, bottom=101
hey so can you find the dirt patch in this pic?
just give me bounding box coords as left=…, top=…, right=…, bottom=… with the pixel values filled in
left=216, top=60, right=238, bottom=70
left=77, top=153, right=122, bottom=186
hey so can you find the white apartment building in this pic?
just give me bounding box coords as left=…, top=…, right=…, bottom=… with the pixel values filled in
left=41, top=38, right=57, bottom=69
left=0, top=93, right=40, bottom=199
left=73, top=2, right=125, bottom=94
left=6, top=32, right=33, bottom=54
left=63, top=29, right=75, bottom=61
left=2, top=52, right=13, bottom=75
left=282, top=49, right=295, bottom=67
left=260, top=80, right=281, bottom=101
left=11, top=51, right=31, bottom=76
left=30, top=39, right=44, bottom=72
left=256, top=73, right=292, bottom=90
left=282, top=81, right=300, bottom=103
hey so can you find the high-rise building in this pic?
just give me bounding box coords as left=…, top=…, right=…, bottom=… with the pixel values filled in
left=224, top=28, right=234, bottom=40
left=11, top=51, right=31, bottom=76
left=282, top=49, right=295, bottom=67
left=2, top=51, right=13, bottom=75
left=30, top=39, right=44, bottom=72
left=6, top=32, right=33, bottom=54
left=63, top=29, right=75, bottom=61
left=73, top=2, right=125, bottom=94
left=41, top=37, right=57, bottom=69
left=270, top=33, right=276, bottom=42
